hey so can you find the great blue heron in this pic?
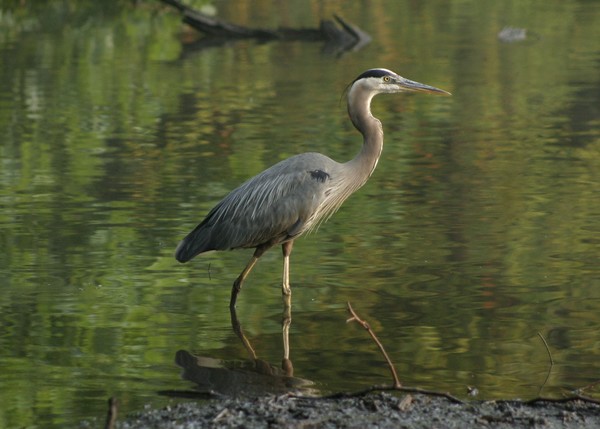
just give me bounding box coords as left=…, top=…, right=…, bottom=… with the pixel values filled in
left=176, top=68, right=450, bottom=307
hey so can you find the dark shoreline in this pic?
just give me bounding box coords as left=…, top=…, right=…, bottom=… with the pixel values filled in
left=89, top=391, right=600, bottom=429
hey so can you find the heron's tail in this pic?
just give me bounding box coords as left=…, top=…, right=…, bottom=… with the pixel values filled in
left=174, top=227, right=211, bottom=263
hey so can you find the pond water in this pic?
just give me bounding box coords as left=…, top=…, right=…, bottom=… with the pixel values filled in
left=0, top=1, right=599, bottom=427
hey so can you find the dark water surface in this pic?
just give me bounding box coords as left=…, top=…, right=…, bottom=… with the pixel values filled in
left=1, top=1, right=599, bottom=427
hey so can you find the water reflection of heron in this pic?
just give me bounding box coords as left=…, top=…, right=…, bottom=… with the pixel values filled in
left=172, top=349, right=314, bottom=398
left=175, top=68, right=450, bottom=307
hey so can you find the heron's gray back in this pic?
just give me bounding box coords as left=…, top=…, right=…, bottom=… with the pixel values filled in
left=175, top=152, right=353, bottom=261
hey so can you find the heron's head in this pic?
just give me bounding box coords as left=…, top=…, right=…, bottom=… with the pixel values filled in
left=350, top=68, right=451, bottom=96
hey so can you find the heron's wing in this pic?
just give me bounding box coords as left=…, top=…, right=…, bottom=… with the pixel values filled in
left=176, top=154, right=337, bottom=261
left=208, top=157, right=331, bottom=248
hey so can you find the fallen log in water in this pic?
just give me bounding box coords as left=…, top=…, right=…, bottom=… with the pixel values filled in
left=160, top=0, right=370, bottom=54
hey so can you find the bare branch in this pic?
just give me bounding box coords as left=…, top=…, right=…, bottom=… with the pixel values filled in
left=523, top=395, right=600, bottom=406
left=294, top=314, right=600, bottom=408
left=346, top=302, right=401, bottom=388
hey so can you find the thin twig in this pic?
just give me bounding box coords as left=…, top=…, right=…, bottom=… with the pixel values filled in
left=346, top=302, right=401, bottom=388
left=523, top=394, right=600, bottom=406
left=574, top=379, right=600, bottom=395
left=538, top=332, right=554, bottom=365
left=537, top=331, right=554, bottom=396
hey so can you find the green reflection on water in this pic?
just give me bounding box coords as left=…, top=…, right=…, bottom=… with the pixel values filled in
left=0, top=0, right=599, bottom=427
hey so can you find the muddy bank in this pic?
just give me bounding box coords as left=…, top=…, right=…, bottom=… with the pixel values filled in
left=107, top=392, right=599, bottom=429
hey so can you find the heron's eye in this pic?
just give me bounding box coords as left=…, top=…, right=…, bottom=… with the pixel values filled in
left=383, top=76, right=391, bottom=82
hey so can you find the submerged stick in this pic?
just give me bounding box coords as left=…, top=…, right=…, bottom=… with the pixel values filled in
left=346, top=302, right=401, bottom=388
left=104, top=397, right=118, bottom=429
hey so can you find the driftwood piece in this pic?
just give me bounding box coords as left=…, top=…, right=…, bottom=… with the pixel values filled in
left=104, top=397, right=118, bottom=429
left=160, top=0, right=370, bottom=53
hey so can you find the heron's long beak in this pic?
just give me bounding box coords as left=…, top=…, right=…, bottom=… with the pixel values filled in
left=399, top=78, right=451, bottom=95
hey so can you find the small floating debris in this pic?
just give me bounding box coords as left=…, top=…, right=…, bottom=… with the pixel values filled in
left=497, top=26, right=527, bottom=43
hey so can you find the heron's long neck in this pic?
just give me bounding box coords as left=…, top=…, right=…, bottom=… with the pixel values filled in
left=345, top=87, right=384, bottom=188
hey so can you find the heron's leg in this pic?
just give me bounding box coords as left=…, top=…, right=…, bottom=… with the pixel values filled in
left=282, top=292, right=293, bottom=376
left=230, top=245, right=270, bottom=308
left=281, top=242, right=293, bottom=374
left=281, top=240, right=294, bottom=297
left=230, top=256, right=258, bottom=308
